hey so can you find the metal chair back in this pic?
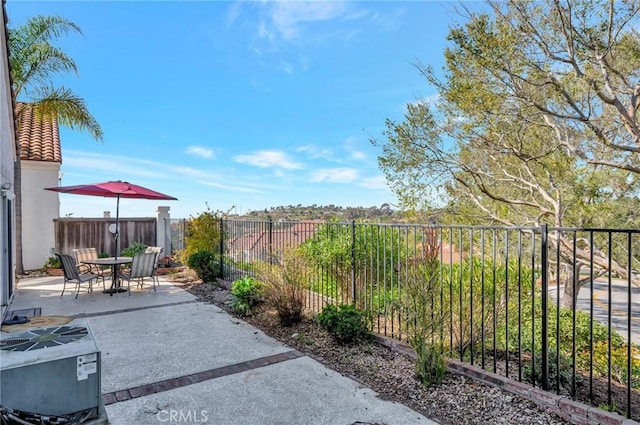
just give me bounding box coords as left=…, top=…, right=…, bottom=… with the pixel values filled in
left=73, top=247, right=98, bottom=264
left=57, top=253, right=80, bottom=281
left=130, top=252, right=157, bottom=279
left=144, top=246, right=163, bottom=273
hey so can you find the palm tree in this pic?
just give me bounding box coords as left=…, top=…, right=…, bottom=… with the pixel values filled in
left=9, top=15, right=103, bottom=274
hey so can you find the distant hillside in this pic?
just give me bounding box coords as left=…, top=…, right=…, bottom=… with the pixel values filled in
left=236, top=204, right=401, bottom=222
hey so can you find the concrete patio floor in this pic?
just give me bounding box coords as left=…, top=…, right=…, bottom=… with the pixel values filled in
left=2, top=275, right=437, bottom=425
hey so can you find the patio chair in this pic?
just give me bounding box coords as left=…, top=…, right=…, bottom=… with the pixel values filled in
left=118, top=252, right=158, bottom=295
left=57, top=253, right=104, bottom=299
left=73, top=248, right=106, bottom=287
left=144, top=246, right=163, bottom=289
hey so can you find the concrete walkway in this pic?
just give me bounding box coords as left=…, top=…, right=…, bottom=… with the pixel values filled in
left=2, top=276, right=436, bottom=425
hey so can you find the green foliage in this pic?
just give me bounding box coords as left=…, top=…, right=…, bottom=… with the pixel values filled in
left=120, top=242, right=147, bottom=258
left=301, top=222, right=405, bottom=306
left=401, top=231, right=447, bottom=386
left=181, top=206, right=222, bottom=265
left=410, top=255, right=533, bottom=355
left=413, top=339, right=447, bottom=387
left=43, top=255, right=61, bottom=269
left=187, top=251, right=221, bottom=283
left=231, top=277, right=262, bottom=317
left=9, top=16, right=103, bottom=139
left=258, top=248, right=309, bottom=326
left=505, top=300, right=640, bottom=389
left=317, top=304, right=371, bottom=344
left=523, top=349, right=575, bottom=393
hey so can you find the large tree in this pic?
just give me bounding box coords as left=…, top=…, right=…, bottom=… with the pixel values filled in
left=9, top=15, right=103, bottom=274
left=374, top=0, right=640, bottom=308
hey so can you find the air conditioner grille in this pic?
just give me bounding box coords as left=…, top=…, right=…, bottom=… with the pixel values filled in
left=0, top=326, right=89, bottom=352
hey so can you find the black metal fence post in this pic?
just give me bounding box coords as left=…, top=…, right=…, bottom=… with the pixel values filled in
left=540, top=224, right=549, bottom=391
left=219, top=218, right=224, bottom=280
left=268, top=218, right=273, bottom=265
left=351, top=220, right=356, bottom=304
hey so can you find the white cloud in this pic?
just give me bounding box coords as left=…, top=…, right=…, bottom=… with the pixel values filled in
left=233, top=150, right=304, bottom=170
left=359, top=175, right=388, bottom=190
left=185, top=145, right=215, bottom=159
left=310, top=168, right=358, bottom=183
left=63, top=151, right=166, bottom=180
left=225, top=2, right=242, bottom=27
left=268, top=1, right=349, bottom=41
left=171, top=166, right=215, bottom=180
left=296, top=144, right=335, bottom=161
left=350, top=150, right=367, bottom=161
left=342, top=136, right=368, bottom=162
left=280, top=60, right=294, bottom=75
left=198, top=180, right=262, bottom=193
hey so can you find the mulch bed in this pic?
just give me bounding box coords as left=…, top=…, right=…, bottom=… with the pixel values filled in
left=168, top=271, right=570, bottom=425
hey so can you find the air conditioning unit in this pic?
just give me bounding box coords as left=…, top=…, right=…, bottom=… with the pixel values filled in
left=0, top=323, right=108, bottom=424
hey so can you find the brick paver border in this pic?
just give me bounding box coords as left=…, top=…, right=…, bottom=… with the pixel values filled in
left=72, top=300, right=200, bottom=319
left=102, top=350, right=303, bottom=406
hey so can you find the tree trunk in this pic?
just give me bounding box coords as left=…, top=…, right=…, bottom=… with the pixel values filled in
left=560, top=263, right=585, bottom=310
left=13, top=158, right=23, bottom=275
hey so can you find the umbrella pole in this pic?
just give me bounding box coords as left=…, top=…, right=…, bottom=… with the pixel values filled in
left=115, top=194, right=120, bottom=260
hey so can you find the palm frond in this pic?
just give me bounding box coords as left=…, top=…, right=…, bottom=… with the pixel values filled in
left=32, top=87, right=103, bottom=141
left=9, top=15, right=102, bottom=142
left=9, top=15, right=82, bottom=97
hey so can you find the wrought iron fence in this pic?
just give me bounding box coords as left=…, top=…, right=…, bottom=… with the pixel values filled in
left=212, top=219, right=640, bottom=418
left=168, top=218, right=187, bottom=254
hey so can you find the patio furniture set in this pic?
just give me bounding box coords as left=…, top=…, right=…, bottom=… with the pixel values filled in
left=56, top=247, right=164, bottom=299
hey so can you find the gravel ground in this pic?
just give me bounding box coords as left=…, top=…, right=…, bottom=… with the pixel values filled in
left=169, top=272, right=568, bottom=425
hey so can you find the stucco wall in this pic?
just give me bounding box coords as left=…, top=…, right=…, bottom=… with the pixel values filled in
left=22, top=161, right=58, bottom=270
left=0, top=4, right=13, bottom=186
left=0, top=1, right=16, bottom=309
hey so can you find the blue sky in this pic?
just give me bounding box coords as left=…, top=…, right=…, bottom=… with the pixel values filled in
left=8, top=1, right=460, bottom=219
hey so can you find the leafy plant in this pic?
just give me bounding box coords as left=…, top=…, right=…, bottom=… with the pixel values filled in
left=301, top=222, right=404, bottom=306
left=231, top=277, right=262, bottom=316
left=187, top=251, right=221, bottom=283
left=43, top=255, right=61, bottom=269
left=401, top=228, right=447, bottom=387
left=317, top=304, right=371, bottom=344
left=121, top=242, right=147, bottom=257
left=523, top=349, right=576, bottom=393
left=181, top=205, right=223, bottom=265
left=414, top=339, right=447, bottom=387
left=500, top=295, right=640, bottom=389
left=258, top=248, right=309, bottom=326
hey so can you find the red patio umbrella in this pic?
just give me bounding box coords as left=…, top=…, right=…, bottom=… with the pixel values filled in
left=44, top=180, right=177, bottom=257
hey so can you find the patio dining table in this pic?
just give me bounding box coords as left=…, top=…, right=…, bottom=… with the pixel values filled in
left=82, top=257, right=132, bottom=296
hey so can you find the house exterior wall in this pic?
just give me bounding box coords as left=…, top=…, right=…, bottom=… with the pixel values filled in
left=21, top=160, right=59, bottom=270
left=0, top=0, right=16, bottom=311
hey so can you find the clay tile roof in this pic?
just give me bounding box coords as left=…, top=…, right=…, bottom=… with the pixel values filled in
left=16, top=103, right=61, bottom=163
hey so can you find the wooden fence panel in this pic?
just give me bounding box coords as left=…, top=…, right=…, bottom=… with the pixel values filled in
left=54, top=218, right=156, bottom=256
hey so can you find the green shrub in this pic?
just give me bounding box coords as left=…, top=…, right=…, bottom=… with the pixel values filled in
left=317, top=304, right=371, bottom=343
left=414, top=338, right=447, bottom=387
left=523, top=349, right=577, bottom=392
left=231, top=277, right=262, bottom=316
left=43, top=255, right=61, bottom=269
left=499, top=298, right=640, bottom=388
left=121, top=242, right=147, bottom=257
left=258, top=248, right=309, bottom=326
left=181, top=207, right=222, bottom=265
left=400, top=236, right=447, bottom=387
left=187, top=251, right=221, bottom=283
